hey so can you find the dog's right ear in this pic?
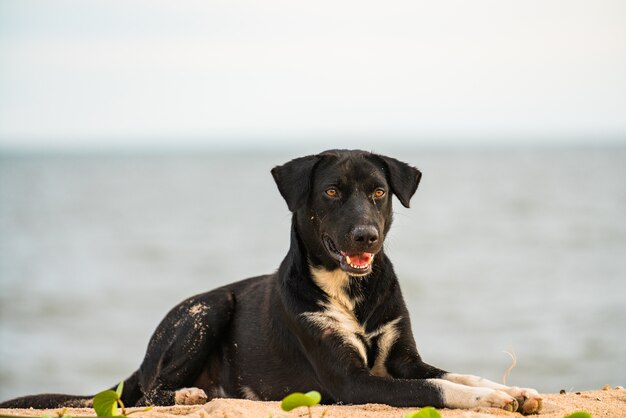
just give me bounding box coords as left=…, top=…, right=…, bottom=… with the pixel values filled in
left=271, top=155, right=320, bottom=212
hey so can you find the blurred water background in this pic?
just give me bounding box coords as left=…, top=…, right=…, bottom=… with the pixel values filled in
left=0, top=144, right=625, bottom=400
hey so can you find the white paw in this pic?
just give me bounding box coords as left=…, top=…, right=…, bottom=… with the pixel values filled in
left=504, top=387, right=543, bottom=414
left=476, top=388, right=519, bottom=412
left=174, top=387, right=208, bottom=405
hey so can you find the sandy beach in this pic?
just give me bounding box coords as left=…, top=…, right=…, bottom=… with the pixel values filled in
left=1, top=388, right=624, bottom=418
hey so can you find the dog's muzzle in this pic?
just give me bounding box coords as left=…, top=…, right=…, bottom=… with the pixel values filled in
left=323, top=235, right=376, bottom=277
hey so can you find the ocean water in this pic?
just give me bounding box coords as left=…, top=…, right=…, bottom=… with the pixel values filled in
left=0, top=146, right=625, bottom=400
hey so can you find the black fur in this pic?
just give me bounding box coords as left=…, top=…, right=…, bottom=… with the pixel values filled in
left=1, top=149, right=449, bottom=409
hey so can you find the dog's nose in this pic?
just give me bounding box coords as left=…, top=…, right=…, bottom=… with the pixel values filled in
left=351, top=225, right=379, bottom=246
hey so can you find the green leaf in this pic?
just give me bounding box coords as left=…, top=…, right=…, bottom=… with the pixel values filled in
left=564, top=412, right=593, bottom=418
left=304, top=391, right=321, bottom=405
left=115, top=381, right=124, bottom=398
left=93, top=389, right=121, bottom=417
left=280, top=391, right=322, bottom=411
left=404, top=406, right=442, bottom=418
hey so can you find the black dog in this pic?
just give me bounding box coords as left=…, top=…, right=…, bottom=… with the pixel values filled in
left=0, top=150, right=542, bottom=413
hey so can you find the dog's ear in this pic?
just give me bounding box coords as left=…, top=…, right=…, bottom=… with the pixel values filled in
left=271, top=155, right=320, bottom=212
left=372, top=154, right=422, bottom=208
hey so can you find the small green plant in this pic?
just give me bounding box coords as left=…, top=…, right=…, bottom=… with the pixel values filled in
left=92, top=382, right=151, bottom=418
left=280, top=391, right=322, bottom=418
left=404, top=406, right=442, bottom=418
left=564, top=412, right=593, bottom=418
left=93, top=382, right=125, bottom=417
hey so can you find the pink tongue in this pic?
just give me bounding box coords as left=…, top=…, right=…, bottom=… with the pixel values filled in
left=344, top=252, right=373, bottom=267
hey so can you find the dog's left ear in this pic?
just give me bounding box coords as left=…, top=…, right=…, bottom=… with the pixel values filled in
left=271, top=155, right=320, bottom=212
left=372, top=154, right=422, bottom=208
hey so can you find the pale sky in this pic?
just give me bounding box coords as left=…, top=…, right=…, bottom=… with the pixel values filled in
left=1, top=0, right=625, bottom=150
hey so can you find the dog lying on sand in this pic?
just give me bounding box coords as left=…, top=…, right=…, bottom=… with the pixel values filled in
left=1, top=150, right=542, bottom=414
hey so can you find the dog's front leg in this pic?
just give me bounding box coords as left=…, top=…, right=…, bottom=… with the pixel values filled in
left=384, top=358, right=520, bottom=411
left=384, top=334, right=523, bottom=412
left=298, top=326, right=518, bottom=411
left=313, top=363, right=520, bottom=411
left=441, top=373, right=543, bottom=414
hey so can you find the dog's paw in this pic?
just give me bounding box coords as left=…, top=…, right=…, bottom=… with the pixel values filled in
left=476, top=389, right=519, bottom=412
left=519, top=395, right=543, bottom=415
left=503, top=387, right=543, bottom=414
left=174, top=387, right=208, bottom=405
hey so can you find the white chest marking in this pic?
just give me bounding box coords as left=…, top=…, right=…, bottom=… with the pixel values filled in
left=304, top=267, right=402, bottom=376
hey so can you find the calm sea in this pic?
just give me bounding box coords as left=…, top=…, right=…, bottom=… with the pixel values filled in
left=0, top=146, right=625, bottom=400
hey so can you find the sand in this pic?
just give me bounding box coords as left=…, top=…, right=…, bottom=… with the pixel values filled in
left=1, top=388, right=624, bottom=418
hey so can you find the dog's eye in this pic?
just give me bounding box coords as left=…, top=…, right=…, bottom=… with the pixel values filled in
left=325, top=188, right=339, bottom=198
left=373, top=188, right=386, bottom=199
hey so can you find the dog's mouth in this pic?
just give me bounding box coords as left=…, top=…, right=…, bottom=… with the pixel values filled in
left=323, top=235, right=375, bottom=277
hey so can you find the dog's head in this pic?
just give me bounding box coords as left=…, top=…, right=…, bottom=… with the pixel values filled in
left=272, top=150, right=421, bottom=277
